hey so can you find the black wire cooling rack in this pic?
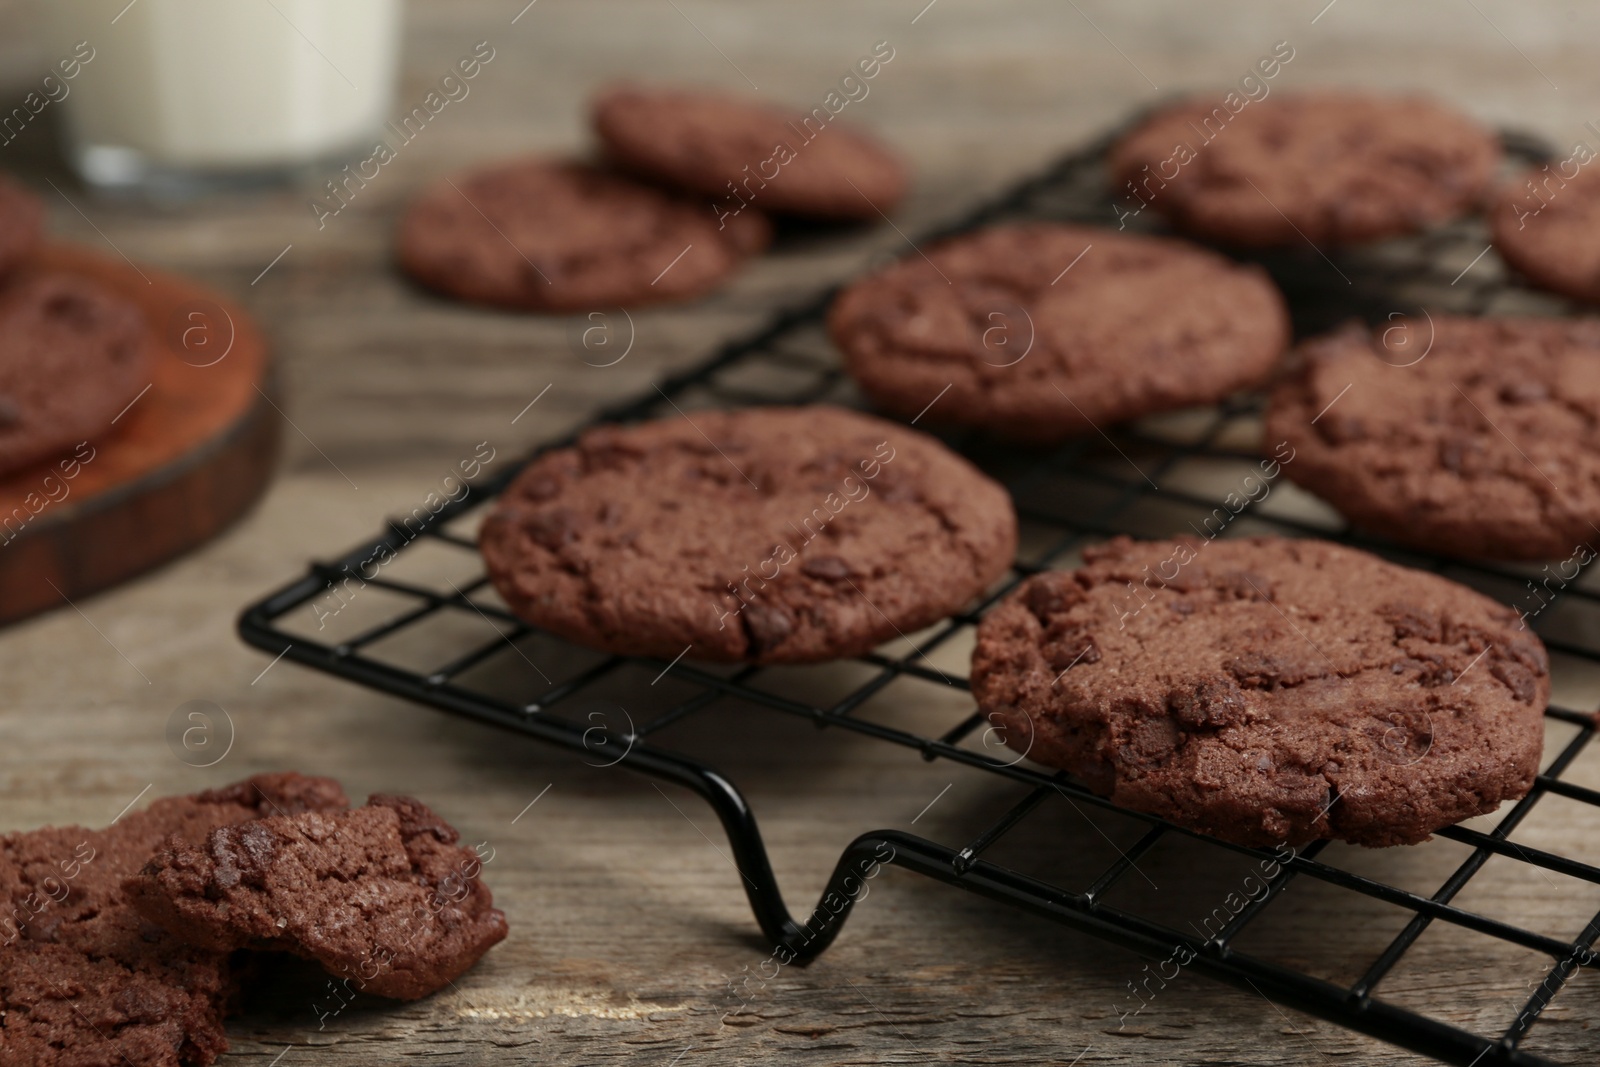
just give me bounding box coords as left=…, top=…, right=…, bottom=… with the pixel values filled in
left=237, top=123, right=1600, bottom=1065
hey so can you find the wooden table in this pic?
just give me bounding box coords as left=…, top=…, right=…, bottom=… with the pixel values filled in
left=2, top=1, right=1598, bottom=1063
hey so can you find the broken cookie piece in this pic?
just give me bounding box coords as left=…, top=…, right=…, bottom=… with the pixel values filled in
left=128, top=795, right=507, bottom=1001
left=0, top=772, right=349, bottom=1067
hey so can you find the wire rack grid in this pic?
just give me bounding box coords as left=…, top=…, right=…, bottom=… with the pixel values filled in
left=238, top=123, right=1600, bottom=1066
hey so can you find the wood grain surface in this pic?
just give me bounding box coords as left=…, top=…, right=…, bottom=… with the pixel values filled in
left=1, top=2, right=1598, bottom=1064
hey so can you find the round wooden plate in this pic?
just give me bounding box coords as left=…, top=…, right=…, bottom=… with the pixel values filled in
left=0, top=243, right=278, bottom=626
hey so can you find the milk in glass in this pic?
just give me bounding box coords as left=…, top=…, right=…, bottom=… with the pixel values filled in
left=43, top=0, right=401, bottom=192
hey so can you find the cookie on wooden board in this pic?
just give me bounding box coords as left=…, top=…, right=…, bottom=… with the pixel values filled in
left=592, top=83, right=907, bottom=222
left=0, top=271, right=152, bottom=478
left=397, top=159, right=770, bottom=311
left=480, top=405, right=1017, bottom=663
left=1265, top=316, right=1600, bottom=560
left=129, top=794, right=507, bottom=1002
left=0, top=773, right=349, bottom=1067
left=971, top=536, right=1548, bottom=848
left=1109, top=92, right=1501, bottom=246
left=827, top=223, right=1290, bottom=442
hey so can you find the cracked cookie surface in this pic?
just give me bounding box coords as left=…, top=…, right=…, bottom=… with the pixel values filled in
left=479, top=405, right=1017, bottom=663
left=971, top=536, right=1547, bottom=847
left=1266, top=316, right=1600, bottom=560
left=826, top=223, right=1289, bottom=442
left=1109, top=92, right=1500, bottom=246
left=397, top=158, right=769, bottom=311
left=0, top=773, right=349, bottom=1067
left=128, top=795, right=506, bottom=1002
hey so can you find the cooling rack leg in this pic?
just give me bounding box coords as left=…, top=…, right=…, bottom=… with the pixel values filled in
left=768, top=830, right=964, bottom=964
left=769, top=832, right=902, bottom=964
left=639, top=760, right=814, bottom=952
left=614, top=761, right=971, bottom=966
left=638, top=762, right=932, bottom=963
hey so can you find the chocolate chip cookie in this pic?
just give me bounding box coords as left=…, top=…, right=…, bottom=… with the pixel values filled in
left=827, top=223, right=1290, bottom=441
left=593, top=84, right=907, bottom=221
left=480, top=405, right=1017, bottom=663
left=1491, top=164, right=1600, bottom=302
left=1109, top=92, right=1500, bottom=246
left=0, top=177, right=42, bottom=277
left=0, top=272, right=152, bottom=478
left=397, top=159, right=769, bottom=311
left=129, top=795, right=506, bottom=1002
left=1266, top=316, right=1600, bottom=560
left=0, top=773, right=348, bottom=1067
left=971, top=536, right=1548, bottom=848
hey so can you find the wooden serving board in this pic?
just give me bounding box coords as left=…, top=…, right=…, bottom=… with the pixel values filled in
left=0, top=243, right=277, bottom=626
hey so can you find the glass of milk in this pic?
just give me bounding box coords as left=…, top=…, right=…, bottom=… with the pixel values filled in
left=42, top=0, right=401, bottom=195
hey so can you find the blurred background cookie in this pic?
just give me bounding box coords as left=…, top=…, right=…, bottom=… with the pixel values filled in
left=0, top=178, right=42, bottom=278
left=827, top=223, right=1289, bottom=441
left=397, top=159, right=769, bottom=311
left=0, top=272, right=150, bottom=478
left=593, top=83, right=907, bottom=222
left=1491, top=164, right=1600, bottom=302
left=1266, top=316, right=1600, bottom=560
left=1109, top=92, right=1500, bottom=246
